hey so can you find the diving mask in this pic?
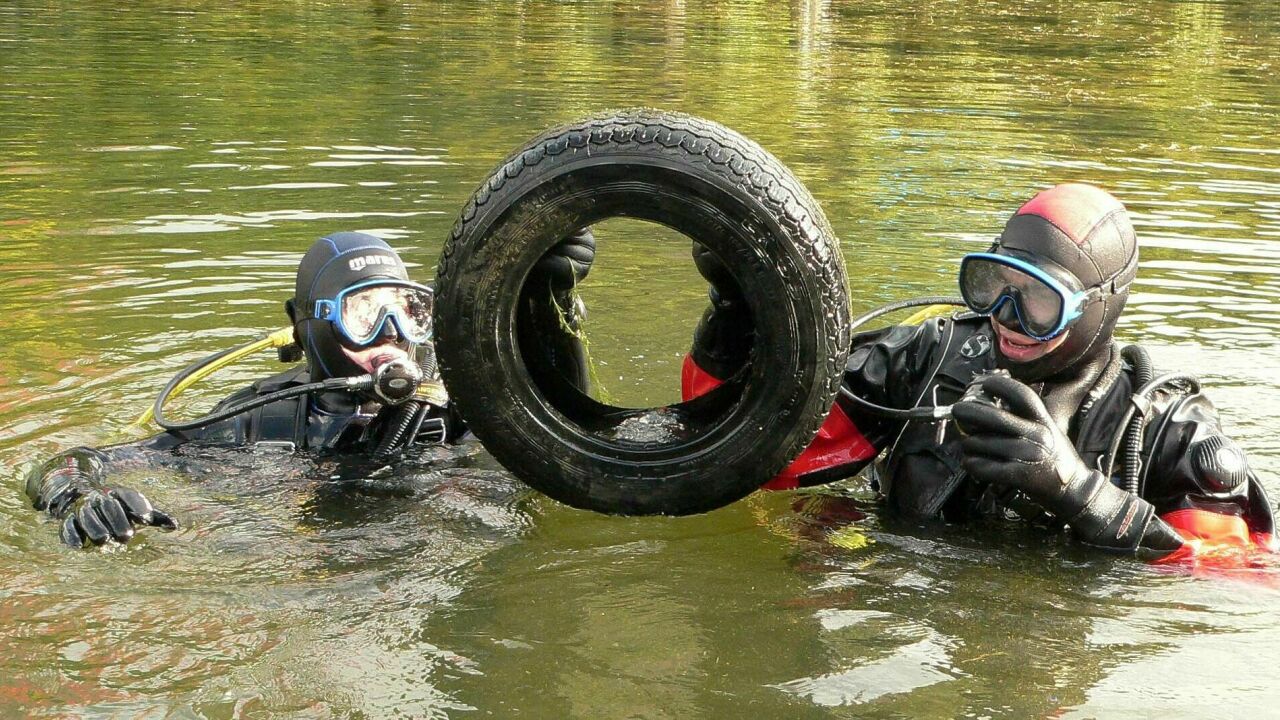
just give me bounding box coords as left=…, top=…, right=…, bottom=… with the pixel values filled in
left=312, top=280, right=434, bottom=347
left=958, top=252, right=1111, bottom=341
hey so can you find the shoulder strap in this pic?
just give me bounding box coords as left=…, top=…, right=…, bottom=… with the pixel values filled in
left=237, top=366, right=312, bottom=450
left=244, top=393, right=308, bottom=450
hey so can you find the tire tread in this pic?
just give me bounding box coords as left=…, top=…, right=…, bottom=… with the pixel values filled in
left=436, top=110, right=851, bottom=514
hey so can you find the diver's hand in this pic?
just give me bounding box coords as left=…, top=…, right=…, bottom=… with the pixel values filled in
left=952, top=372, right=1175, bottom=552
left=59, top=486, right=178, bottom=549
left=533, top=226, right=596, bottom=291
left=692, top=242, right=744, bottom=306
left=950, top=372, right=1094, bottom=511
left=28, top=448, right=177, bottom=549
left=688, top=242, right=754, bottom=379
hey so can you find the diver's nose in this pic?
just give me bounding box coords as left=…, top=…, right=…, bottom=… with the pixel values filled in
left=992, top=297, right=1022, bottom=334
left=380, top=316, right=402, bottom=342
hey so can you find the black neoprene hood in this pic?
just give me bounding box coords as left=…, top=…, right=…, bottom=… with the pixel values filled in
left=991, top=183, right=1139, bottom=382
left=290, top=232, right=413, bottom=381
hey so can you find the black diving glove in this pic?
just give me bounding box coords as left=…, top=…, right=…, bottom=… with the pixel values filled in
left=690, top=242, right=754, bottom=379
left=692, top=242, right=744, bottom=307
left=533, top=226, right=596, bottom=295
left=951, top=373, right=1180, bottom=553
left=518, top=227, right=597, bottom=393
left=27, top=448, right=177, bottom=549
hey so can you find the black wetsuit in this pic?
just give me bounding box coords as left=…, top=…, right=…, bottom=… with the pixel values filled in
left=25, top=366, right=463, bottom=543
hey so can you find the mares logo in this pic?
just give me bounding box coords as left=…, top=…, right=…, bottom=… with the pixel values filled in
left=348, top=254, right=398, bottom=272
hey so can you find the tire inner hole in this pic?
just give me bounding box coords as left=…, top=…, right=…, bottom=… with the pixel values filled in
left=526, top=217, right=723, bottom=414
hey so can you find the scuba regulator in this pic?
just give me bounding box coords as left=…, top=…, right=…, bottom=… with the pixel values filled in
left=140, top=328, right=447, bottom=444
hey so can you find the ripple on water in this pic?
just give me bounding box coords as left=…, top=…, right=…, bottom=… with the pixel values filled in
left=772, top=609, right=962, bottom=706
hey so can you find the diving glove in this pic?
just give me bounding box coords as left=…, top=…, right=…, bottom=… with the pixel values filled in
left=951, top=372, right=1181, bottom=553
left=27, top=447, right=177, bottom=549
left=532, top=226, right=596, bottom=293
left=517, top=228, right=597, bottom=393
left=690, top=241, right=754, bottom=379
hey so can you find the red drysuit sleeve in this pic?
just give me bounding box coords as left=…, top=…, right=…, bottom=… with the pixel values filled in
left=681, top=355, right=878, bottom=490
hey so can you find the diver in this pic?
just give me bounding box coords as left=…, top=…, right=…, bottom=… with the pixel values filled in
left=684, top=183, right=1276, bottom=561
left=27, top=230, right=595, bottom=548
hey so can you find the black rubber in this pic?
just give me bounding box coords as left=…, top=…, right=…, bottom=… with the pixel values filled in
left=434, top=109, right=850, bottom=515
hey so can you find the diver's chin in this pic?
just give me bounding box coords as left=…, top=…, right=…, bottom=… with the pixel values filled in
left=341, top=342, right=412, bottom=374
left=991, top=319, right=1067, bottom=364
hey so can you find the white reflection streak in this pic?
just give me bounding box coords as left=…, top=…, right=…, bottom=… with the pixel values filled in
left=227, top=182, right=348, bottom=190
left=131, top=210, right=430, bottom=233
left=87, top=144, right=182, bottom=152
left=326, top=154, right=443, bottom=161
left=773, top=638, right=958, bottom=706
left=771, top=609, right=961, bottom=707
left=1063, top=628, right=1280, bottom=720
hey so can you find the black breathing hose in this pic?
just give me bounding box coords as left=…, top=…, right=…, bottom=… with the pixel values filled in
left=373, top=401, right=424, bottom=460
left=155, top=375, right=369, bottom=433
left=836, top=296, right=968, bottom=420
left=1120, top=345, right=1153, bottom=495
left=153, top=353, right=423, bottom=434
left=372, top=350, right=439, bottom=460
left=1100, top=345, right=1200, bottom=494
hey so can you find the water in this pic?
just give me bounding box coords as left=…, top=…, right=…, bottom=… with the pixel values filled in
left=3, top=1, right=1280, bottom=716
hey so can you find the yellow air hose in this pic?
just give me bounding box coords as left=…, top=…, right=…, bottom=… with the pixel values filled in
left=131, top=327, right=296, bottom=430
left=901, top=303, right=956, bottom=326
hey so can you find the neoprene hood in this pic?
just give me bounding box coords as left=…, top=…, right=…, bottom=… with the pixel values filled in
left=288, top=232, right=414, bottom=381
left=992, top=183, right=1138, bottom=382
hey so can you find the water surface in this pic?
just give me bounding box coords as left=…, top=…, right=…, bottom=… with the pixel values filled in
left=2, top=1, right=1280, bottom=717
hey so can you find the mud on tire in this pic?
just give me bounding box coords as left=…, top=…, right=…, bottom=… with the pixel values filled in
left=434, top=109, right=850, bottom=515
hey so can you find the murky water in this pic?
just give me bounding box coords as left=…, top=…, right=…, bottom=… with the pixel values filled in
left=3, top=1, right=1280, bottom=717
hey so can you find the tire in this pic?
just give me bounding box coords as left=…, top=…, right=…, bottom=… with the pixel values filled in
left=434, top=109, right=850, bottom=516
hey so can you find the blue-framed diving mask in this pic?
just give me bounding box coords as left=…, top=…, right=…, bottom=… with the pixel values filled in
left=312, top=279, right=434, bottom=347
left=958, top=252, right=1108, bottom=341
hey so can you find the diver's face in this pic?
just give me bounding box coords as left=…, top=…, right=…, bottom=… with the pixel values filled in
left=990, top=317, right=1068, bottom=364
left=338, top=329, right=412, bottom=374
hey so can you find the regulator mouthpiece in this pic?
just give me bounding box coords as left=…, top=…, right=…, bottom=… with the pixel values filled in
left=372, top=357, right=424, bottom=405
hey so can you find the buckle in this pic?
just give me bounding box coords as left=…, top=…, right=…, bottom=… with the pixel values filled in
left=414, top=417, right=448, bottom=445
left=313, top=299, right=337, bottom=321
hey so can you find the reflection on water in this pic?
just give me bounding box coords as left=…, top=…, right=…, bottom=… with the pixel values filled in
left=772, top=609, right=962, bottom=706
left=3, top=0, right=1280, bottom=716
left=4, top=442, right=532, bottom=716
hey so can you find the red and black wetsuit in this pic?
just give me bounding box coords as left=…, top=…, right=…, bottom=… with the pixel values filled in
left=683, top=312, right=1276, bottom=561
left=686, top=183, right=1276, bottom=562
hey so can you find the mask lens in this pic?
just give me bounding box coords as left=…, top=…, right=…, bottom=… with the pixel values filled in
left=959, top=256, right=1011, bottom=312
left=1015, top=279, right=1065, bottom=337
left=340, top=285, right=434, bottom=344
left=960, top=255, right=1066, bottom=338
